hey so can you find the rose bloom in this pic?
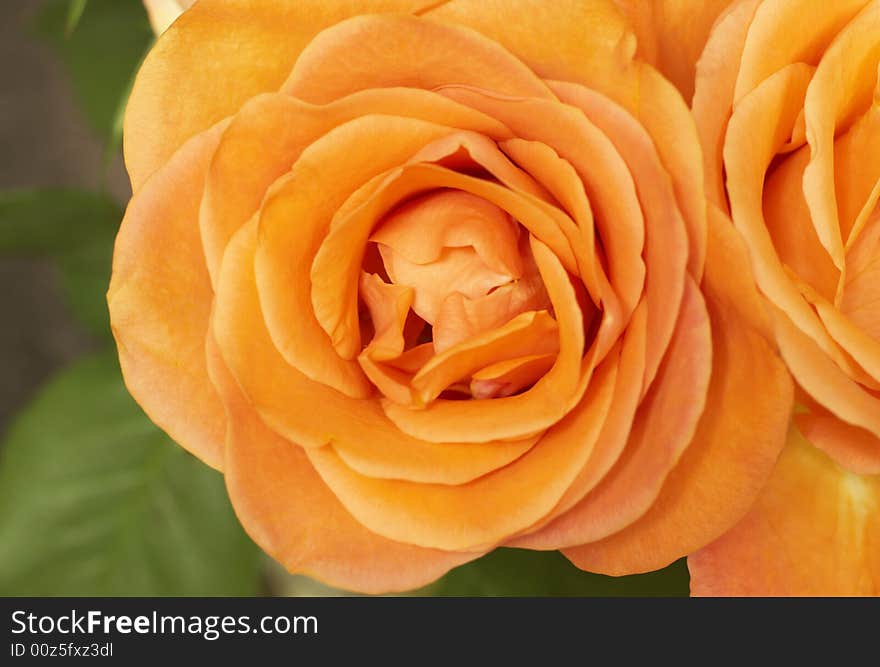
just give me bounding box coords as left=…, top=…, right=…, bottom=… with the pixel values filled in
left=668, top=0, right=880, bottom=595
left=110, top=0, right=795, bottom=593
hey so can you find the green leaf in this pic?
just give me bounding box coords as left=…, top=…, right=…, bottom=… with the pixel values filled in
left=424, top=549, right=690, bottom=596
left=65, top=0, right=88, bottom=36
left=0, top=188, right=121, bottom=337
left=0, top=352, right=262, bottom=596
left=34, top=0, right=152, bottom=148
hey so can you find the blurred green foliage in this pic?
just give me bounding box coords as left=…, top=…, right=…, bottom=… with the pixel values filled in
left=0, top=0, right=692, bottom=597
left=426, top=550, right=689, bottom=597
left=0, top=352, right=262, bottom=596
left=34, top=0, right=153, bottom=157
left=0, top=189, right=120, bottom=337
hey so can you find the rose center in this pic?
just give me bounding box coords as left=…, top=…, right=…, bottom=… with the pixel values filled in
left=358, top=189, right=555, bottom=403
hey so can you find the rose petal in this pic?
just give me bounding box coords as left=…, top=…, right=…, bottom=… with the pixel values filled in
left=507, top=301, right=648, bottom=549
left=108, top=120, right=229, bottom=470
left=562, top=207, right=793, bottom=575
left=201, top=89, right=510, bottom=286
left=841, top=209, right=880, bottom=339
left=689, top=427, right=880, bottom=596
left=311, top=162, right=582, bottom=360
left=692, top=0, right=762, bottom=209
left=307, top=347, right=619, bottom=551
left=382, top=238, right=585, bottom=443
left=282, top=13, right=555, bottom=103
left=470, top=353, right=558, bottom=399
left=763, top=145, right=840, bottom=302
left=724, top=63, right=870, bottom=378
left=125, top=0, right=440, bottom=189
left=427, top=0, right=637, bottom=100
left=438, top=87, right=646, bottom=321
left=834, top=100, right=880, bottom=243
left=796, top=406, right=880, bottom=475
left=551, top=80, right=690, bottom=395
left=214, top=219, right=541, bottom=485
left=771, top=304, right=880, bottom=439
left=801, top=0, right=880, bottom=270
left=411, top=310, right=559, bottom=404
left=613, top=0, right=737, bottom=101
left=733, top=0, right=869, bottom=102
left=206, top=332, right=480, bottom=594
left=255, top=116, right=464, bottom=398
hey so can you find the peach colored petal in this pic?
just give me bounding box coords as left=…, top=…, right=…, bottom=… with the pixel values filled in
left=763, top=145, right=840, bottom=302
left=771, top=305, right=880, bottom=440
left=254, top=116, right=461, bottom=398
left=200, top=89, right=510, bottom=286
left=108, top=120, right=229, bottom=471
left=518, top=279, right=711, bottom=550
left=613, top=0, right=736, bottom=101
left=358, top=272, right=415, bottom=362
left=206, top=333, right=480, bottom=594
left=382, top=238, right=585, bottom=443
left=307, top=349, right=620, bottom=551
left=214, top=219, right=540, bottom=486
left=432, top=262, right=551, bottom=354
left=796, top=408, right=880, bottom=475
left=470, top=353, right=557, bottom=400
left=689, top=427, right=880, bottom=596
left=438, top=86, right=646, bottom=321
left=282, top=13, right=554, bottom=103
left=563, top=207, right=793, bottom=575
left=801, top=0, right=880, bottom=271
left=499, top=138, right=601, bottom=301
left=411, top=310, right=559, bottom=404
left=794, top=277, right=880, bottom=385
left=733, top=0, right=869, bottom=102
left=551, top=80, right=690, bottom=394
left=370, top=190, right=523, bottom=274
left=508, top=301, right=648, bottom=549
left=382, top=246, right=514, bottom=327
left=724, top=63, right=870, bottom=379
left=626, top=66, right=709, bottom=279
left=427, top=0, right=637, bottom=98
left=692, top=0, right=762, bottom=210
left=841, top=209, right=880, bottom=339
left=428, top=2, right=709, bottom=278
left=125, top=0, right=440, bottom=190
left=835, top=103, right=880, bottom=243
left=310, top=162, right=583, bottom=361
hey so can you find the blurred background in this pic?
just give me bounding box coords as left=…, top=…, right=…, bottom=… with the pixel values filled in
left=0, top=0, right=689, bottom=596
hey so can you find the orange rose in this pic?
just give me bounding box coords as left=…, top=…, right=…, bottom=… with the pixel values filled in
left=109, top=0, right=792, bottom=593
left=678, top=0, right=880, bottom=595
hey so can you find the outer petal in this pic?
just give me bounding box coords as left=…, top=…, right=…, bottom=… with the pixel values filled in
left=124, top=0, right=441, bottom=190
left=206, top=334, right=479, bottom=594
left=689, top=427, right=880, bottom=596
left=563, top=208, right=793, bottom=574
left=427, top=0, right=638, bottom=98
left=796, top=408, right=880, bottom=476
left=614, top=0, right=736, bottom=101
left=281, top=13, right=555, bottom=103
left=201, top=89, right=509, bottom=287
left=307, top=351, right=619, bottom=552
left=108, top=120, right=229, bottom=470
left=692, top=0, right=761, bottom=210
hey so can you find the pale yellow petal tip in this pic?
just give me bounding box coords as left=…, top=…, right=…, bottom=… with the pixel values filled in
left=143, top=0, right=195, bottom=35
